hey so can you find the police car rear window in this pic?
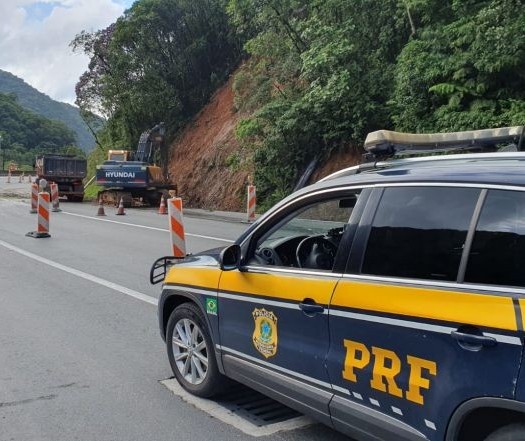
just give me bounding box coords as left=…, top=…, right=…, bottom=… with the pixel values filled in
left=361, top=187, right=479, bottom=281
left=465, top=189, right=525, bottom=287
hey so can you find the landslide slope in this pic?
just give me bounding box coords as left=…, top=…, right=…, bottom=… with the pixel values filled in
left=168, top=76, right=361, bottom=213
left=168, top=76, right=252, bottom=212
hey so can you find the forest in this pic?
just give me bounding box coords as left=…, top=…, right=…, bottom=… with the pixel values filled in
left=73, top=0, right=525, bottom=208
left=0, top=93, right=81, bottom=170
left=0, top=69, right=102, bottom=152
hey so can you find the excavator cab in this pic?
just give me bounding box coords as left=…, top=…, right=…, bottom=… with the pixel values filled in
left=107, top=150, right=131, bottom=162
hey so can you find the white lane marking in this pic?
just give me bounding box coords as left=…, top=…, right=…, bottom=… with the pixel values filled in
left=352, top=392, right=363, bottom=400
left=0, top=239, right=158, bottom=306
left=161, top=379, right=314, bottom=436
left=61, top=211, right=234, bottom=243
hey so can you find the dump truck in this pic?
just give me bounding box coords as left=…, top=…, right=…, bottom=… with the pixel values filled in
left=35, top=154, right=87, bottom=202
left=95, top=122, right=176, bottom=206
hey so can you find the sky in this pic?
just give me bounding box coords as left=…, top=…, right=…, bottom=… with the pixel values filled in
left=0, top=0, right=135, bottom=105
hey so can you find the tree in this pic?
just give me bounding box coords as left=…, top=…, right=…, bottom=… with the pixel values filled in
left=72, top=0, right=242, bottom=149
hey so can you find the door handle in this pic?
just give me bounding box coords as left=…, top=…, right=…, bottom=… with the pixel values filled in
left=299, top=300, right=324, bottom=315
left=451, top=330, right=497, bottom=348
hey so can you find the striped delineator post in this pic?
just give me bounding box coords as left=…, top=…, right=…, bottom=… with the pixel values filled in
left=26, top=192, right=51, bottom=238
left=30, top=183, right=38, bottom=213
left=50, top=182, right=61, bottom=212
left=247, top=185, right=256, bottom=222
left=168, top=197, right=186, bottom=257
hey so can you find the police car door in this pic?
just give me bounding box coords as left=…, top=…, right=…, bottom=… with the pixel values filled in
left=218, top=192, right=362, bottom=424
left=327, top=186, right=523, bottom=441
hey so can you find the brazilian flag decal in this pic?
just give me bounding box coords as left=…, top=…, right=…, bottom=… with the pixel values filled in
left=206, top=297, right=218, bottom=315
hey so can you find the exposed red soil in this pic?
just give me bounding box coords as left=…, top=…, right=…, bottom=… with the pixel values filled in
left=168, top=75, right=363, bottom=212
left=308, top=148, right=362, bottom=184
left=168, top=76, right=252, bottom=212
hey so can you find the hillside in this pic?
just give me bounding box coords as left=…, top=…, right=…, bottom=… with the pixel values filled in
left=168, top=77, right=360, bottom=212
left=0, top=70, right=101, bottom=152
left=0, top=92, right=77, bottom=169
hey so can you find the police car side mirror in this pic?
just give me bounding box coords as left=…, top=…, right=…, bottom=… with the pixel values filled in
left=219, top=244, right=241, bottom=271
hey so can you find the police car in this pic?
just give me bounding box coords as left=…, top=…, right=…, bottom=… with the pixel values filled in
left=151, top=126, right=525, bottom=441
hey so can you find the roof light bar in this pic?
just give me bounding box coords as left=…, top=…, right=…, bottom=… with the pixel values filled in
left=364, top=126, right=524, bottom=159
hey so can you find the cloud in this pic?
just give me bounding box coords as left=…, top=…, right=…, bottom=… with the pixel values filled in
left=0, top=0, right=130, bottom=104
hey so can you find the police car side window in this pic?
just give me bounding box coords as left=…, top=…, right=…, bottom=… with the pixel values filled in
left=252, top=197, right=357, bottom=270
left=465, top=190, right=525, bottom=287
left=361, top=187, right=479, bottom=281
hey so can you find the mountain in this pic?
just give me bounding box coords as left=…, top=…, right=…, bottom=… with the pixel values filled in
left=0, top=92, right=76, bottom=150
left=0, top=70, right=103, bottom=152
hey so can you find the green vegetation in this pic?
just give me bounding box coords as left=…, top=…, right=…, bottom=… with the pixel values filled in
left=73, top=0, right=525, bottom=209
left=0, top=70, right=102, bottom=152
left=71, top=0, right=242, bottom=150
left=229, top=0, right=525, bottom=208
left=0, top=93, right=81, bottom=170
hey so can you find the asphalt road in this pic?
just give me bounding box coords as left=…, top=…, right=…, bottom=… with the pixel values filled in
left=0, top=179, right=349, bottom=441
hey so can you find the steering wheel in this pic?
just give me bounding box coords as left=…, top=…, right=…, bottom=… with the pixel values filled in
left=255, top=247, right=282, bottom=266
left=296, top=235, right=338, bottom=270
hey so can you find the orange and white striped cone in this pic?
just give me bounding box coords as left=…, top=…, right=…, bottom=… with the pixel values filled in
left=168, top=197, right=186, bottom=257
left=158, top=196, right=167, bottom=215
left=247, top=185, right=256, bottom=222
left=30, top=183, right=38, bottom=213
left=96, top=199, right=106, bottom=216
left=50, top=183, right=61, bottom=212
left=7, top=170, right=11, bottom=184
left=116, top=197, right=125, bottom=215
left=26, top=192, right=51, bottom=238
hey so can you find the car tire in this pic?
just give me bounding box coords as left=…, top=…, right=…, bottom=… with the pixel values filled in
left=166, top=302, right=226, bottom=398
left=484, top=423, right=525, bottom=441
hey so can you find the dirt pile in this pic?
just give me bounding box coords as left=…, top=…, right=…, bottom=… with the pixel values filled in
left=168, top=76, right=362, bottom=212
left=168, top=76, right=251, bottom=212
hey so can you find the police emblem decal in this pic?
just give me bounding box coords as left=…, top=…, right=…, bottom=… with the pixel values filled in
left=252, top=308, right=278, bottom=358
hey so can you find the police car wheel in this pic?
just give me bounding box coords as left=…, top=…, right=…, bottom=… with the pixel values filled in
left=484, top=423, right=525, bottom=441
left=166, top=303, right=224, bottom=398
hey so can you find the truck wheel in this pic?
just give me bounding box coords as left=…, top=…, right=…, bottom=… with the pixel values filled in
left=484, top=424, right=525, bottom=441
left=166, top=303, right=226, bottom=398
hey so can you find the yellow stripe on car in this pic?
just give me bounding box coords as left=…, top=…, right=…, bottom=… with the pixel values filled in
left=165, top=266, right=221, bottom=290
left=220, top=270, right=336, bottom=304
left=332, top=280, right=518, bottom=331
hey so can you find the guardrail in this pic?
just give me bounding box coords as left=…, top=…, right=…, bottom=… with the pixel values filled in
left=0, top=170, right=33, bottom=176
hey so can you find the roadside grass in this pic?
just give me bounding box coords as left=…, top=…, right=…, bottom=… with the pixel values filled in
left=84, top=183, right=102, bottom=201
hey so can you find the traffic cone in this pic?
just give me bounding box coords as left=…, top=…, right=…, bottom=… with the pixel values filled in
left=116, top=198, right=125, bottom=215
left=158, top=196, right=168, bottom=215
left=96, top=200, right=106, bottom=216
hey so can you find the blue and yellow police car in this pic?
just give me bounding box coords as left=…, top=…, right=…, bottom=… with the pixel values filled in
left=151, top=126, right=525, bottom=441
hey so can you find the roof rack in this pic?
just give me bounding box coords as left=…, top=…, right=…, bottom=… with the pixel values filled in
left=364, top=126, right=524, bottom=160
left=319, top=126, right=525, bottom=183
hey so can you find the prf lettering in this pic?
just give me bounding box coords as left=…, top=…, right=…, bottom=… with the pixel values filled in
left=342, top=339, right=437, bottom=405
